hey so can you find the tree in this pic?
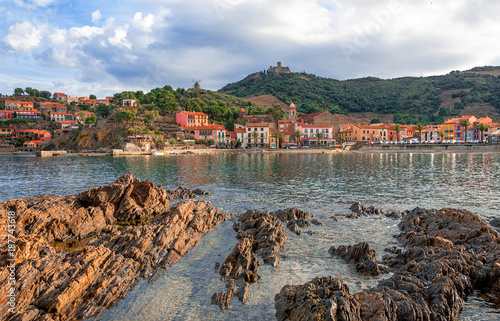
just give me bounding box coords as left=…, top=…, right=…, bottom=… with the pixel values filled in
left=95, top=104, right=110, bottom=118
left=438, top=131, right=445, bottom=142
left=207, top=138, right=215, bottom=146
left=144, top=110, right=159, bottom=123
left=370, top=118, right=381, bottom=124
left=316, top=132, right=323, bottom=146
left=460, top=119, right=472, bottom=143
left=14, top=88, right=24, bottom=95
left=89, top=94, right=97, bottom=99
left=85, top=115, right=97, bottom=124
left=294, top=130, right=302, bottom=147
left=393, top=124, right=402, bottom=143
left=414, top=123, right=425, bottom=143
left=252, top=131, right=259, bottom=148
left=338, top=134, right=346, bottom=144
left=271, top=132, right=281, bottom=149
left=115, top=110, right=136, bottom=124
left=476, top=123, right=489, bottom=143
left=40, top=91, right=51, bottom=99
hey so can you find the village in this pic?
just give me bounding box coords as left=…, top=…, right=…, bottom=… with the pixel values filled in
left=1, top=90, right=500, bottom=154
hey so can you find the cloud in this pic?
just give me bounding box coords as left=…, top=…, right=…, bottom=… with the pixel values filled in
left=1, top=0, right=500, bottom=97
left=91, top=10, right=102, bottom=23
left=3, top=21, right=45, bottom=52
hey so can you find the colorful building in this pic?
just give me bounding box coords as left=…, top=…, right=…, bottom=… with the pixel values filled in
left=296, top=122, right=335, bottom=146
left=339, top=124, right=387, bottom=143
left=5, top=100, right=34, bottom=111
left=182, top=124, right=226, bottom=144
left=50, top=112, right=74, bottom=122
left=245, top=123, right=270, bottom=148
left=40, top=102, right=67, bottom=113
left=176, top=111, right=209, bottom=127
left=16, top=129, right=51, bottom=141
left=53, top=92, right=68, bottom=101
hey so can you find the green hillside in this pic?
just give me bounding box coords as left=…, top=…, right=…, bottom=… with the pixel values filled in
left=219, top=67, right=500, bottom=124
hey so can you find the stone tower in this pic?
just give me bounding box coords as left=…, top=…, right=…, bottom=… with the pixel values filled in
left=289, top=103, right=297, bottom=123
left=239, top=108, right=246, bottom=118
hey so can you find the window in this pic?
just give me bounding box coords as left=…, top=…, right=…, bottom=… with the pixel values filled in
left=261, top=128, right=263, bottom=131
left=305, top=129, right=308, bottom=133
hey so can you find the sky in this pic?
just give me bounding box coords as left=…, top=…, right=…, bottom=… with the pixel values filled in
left=1, top=0, right=500, bottom=98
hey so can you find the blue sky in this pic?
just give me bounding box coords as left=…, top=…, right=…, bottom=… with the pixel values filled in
left=1, top=0, right=500, bottom=98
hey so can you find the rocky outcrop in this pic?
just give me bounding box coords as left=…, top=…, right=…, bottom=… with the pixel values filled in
left=349, top=201, right=405, bottom=219
left=166, top=186, right=201, bottom=200
left=0, top=175, right=227, bottom=321
left=275, top=207, right=500, bottom=320
left=275, top=276, right=362, bottom=321
left=271, top=207, right=322, bottom=235
left=213, top=209, right=286, bottom=309
left=329, top=242, right=389, bottom=276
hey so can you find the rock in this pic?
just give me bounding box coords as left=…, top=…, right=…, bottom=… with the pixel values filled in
left=213, top=209, right=287, bottom=310
left=346, top=213, right=359, bottom=219
left=271, top=208, right=320, bottom=233
left=0, top=175, right=227, bottom=321
left=350, top=201, right=365, bottom=213
left=191, top=188, right=212, bottom=196
left=329, top=242, right=389, bottom=276
left=276, top=207, right=500, bottom=320
left=329, top=215, right=339, bottom=221
left=275, top=276, right=362, bottom=321
left=211, top=280, right=235, bottom=310
left=164, top=186, right=199, bottom=200
left=311, top=219, right=323, bottom=226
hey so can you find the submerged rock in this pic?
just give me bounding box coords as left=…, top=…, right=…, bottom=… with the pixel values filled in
left=0, top=175, right=227, bottom=321
left=275, top=207, right=500, bottom=320
left=164, top=186, right=200, bottom=199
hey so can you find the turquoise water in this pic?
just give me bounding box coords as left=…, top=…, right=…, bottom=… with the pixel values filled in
left=1, top=152, right=499, bottom=320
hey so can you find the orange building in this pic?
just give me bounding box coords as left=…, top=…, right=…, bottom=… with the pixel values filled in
left=5, top=100, right=34, bottom=111
left=176, top=111, right=209, bottom=127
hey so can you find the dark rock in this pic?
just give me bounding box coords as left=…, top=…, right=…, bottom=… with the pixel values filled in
left=276, top=207, right=500, bottom=320
left=350, top=201, right=365, bottom=213
left=164, top=186, right=198, bottom=200
left=311, top=219, right=323, bottom=226
left=192, top=188, right=212, bottom=196
left=329, top=215, right=339, bottom=221
left=346, top=213, right=359, bottom=219
left=330, top=242, right=389, bottom=276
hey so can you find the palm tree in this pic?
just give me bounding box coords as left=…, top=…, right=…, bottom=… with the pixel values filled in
left=252, top=131, right=259, bottom=148
left=271, top=132, right=281, bottom=149
left=316, top=132, right=323, bottom=147
left=460, top=119, right=472, bottom=143
left=393, top=124, right=401, bottom=144
left=476, top=123, right=489, bottom=143
left=438, top=131, right=445, bottom=143
left=293, top=130, right=302, bottom=147
left=414, top=123, right=425, bottom=143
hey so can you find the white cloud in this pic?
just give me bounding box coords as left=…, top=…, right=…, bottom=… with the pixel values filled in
left=108, top=26, right=132, bottom=49
left=92, top=10, right=102, bottom=23
left=10, top=0, right=56, bottom=8
left=3, top=21, right=45, bottom=52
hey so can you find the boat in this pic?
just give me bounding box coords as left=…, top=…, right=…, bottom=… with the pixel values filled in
left=151, top=151, right=166, bottom=156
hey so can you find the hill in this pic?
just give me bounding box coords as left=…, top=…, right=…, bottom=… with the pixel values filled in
left=219, top=67, right=500, bottom=124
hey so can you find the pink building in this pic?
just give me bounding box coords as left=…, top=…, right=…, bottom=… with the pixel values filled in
left=182, top=124, right=226, bottom=144
left=176, top=111, right=209, bottom=127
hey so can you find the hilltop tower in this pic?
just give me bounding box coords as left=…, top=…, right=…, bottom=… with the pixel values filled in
left=239, top=108, right=246, bottom=118
left=267, top=61, right=291, bottom=74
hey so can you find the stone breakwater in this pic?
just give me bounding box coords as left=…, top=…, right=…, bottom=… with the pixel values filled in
left=0, top=174, right=226, bottom=321
left=275, top=206, right=500, bottom=320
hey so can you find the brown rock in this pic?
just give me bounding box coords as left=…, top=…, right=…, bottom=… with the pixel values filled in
left=0, top=175, right=227, bottom=321
left=329, top=242, right=389, bottom=276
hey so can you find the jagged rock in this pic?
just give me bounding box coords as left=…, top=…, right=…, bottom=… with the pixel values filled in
left=213, top=209, right=287, bottom=310
left=329, top=242, right=389, bottom=276
left=275, top=276, right=362, bottom=321
left=271, top=207, right=321, bottom=234
left=211, top=280, right=235, bottom=310
left=0, top=175, right=227, bottom=321
left=164, top=186, right=198, bottom=200
left=191, top=188, right=212, bottom=196
left=276, top=207, right=500, bottom=320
